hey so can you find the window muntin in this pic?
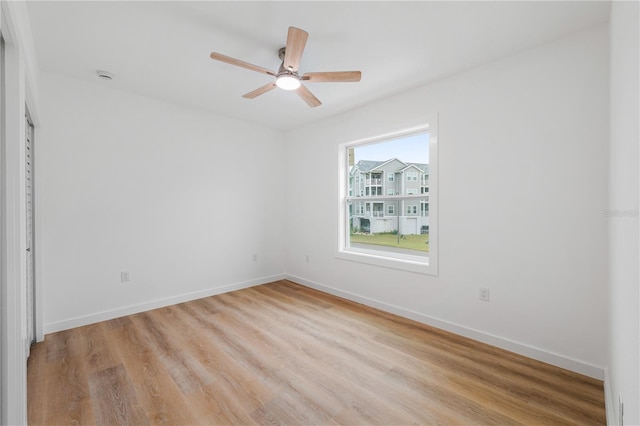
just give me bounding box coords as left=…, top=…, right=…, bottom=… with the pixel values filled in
left=338, top=121, right=438, bottom=275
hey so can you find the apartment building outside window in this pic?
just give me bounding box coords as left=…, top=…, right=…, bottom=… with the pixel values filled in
left=338, top=120, right=438, bottom=275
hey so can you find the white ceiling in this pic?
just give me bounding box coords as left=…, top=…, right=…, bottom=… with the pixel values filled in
left=27, top=1, right=610, bottom=131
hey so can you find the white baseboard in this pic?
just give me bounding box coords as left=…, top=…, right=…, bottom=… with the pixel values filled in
left=603, top=368, right=617, bottom=425
left=43, top=274, right=286, bottom=334
left=286, top=274, right=605, bottom=380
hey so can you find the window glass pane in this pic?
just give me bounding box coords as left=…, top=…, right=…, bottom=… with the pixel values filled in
left=347, top=132, right=429, bottom=258
left=349, top=197, right=429, bottom=256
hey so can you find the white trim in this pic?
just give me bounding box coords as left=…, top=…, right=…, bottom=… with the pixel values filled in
left=2, top=1, right=41, bottom=348
left=287, top=274, right=605, bottom=380
left=0, top=11, right=27, bottom=424
left=44, top=274, right=286, bottom=334
left=336, top=248, right=430, bottom=275
left=603, top=367, right=616, bottom=425
left=400, top=164, right=425, bottom=173
left=0, top=15, right=4, bottom=425
left=337, top=120, right=438, bottom=276
left=0, top=2, right=39, bottom=422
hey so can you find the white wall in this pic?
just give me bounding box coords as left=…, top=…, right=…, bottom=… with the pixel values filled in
left=607, top=1, right=639, bottom=424
left=38, top=72, right=286, bottom=332
left=285, top=25, right=609, bottom=378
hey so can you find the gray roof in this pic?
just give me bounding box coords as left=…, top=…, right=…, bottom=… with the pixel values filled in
left=354, top=160, right=386, bottom=172
left=353, top=159, right=429, bottom=174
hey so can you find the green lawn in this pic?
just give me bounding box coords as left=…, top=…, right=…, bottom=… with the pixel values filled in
left=350, top=233, right=429, bottom=252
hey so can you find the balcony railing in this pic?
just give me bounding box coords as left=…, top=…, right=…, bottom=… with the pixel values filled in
left=353, top=211, right=426, bottom=218
left=353, top=211, right=386, bottom=218
left=366, top=179, right=382, bottom=185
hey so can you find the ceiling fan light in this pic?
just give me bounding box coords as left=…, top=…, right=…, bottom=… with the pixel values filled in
left=276, top=74, right=301, bottom=90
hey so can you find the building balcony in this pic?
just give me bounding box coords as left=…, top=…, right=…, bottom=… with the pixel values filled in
left=353, top=211, right=385, bottom=218
left=366, top=179, right=382, bottom=185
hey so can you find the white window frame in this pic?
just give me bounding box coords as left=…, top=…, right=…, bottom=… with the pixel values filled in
left=388, top=173, right=394, bottom=182
left=387, top=204, right=395, bottom=215
left=406, top=171, right=418, bottom=181
left=337, top=120, right=438, bottom=275
left=406, top=188, right=418, bottom=195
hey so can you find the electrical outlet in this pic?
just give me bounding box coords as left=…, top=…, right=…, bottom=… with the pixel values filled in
left=479, top=288, right=490, bottom=301
left=120, top=271, right=130, bottom=283
left=252, top=253, right=258, bottom=262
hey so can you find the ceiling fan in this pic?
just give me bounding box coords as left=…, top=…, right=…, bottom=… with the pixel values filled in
left=210, top=27, right=361, bottom=108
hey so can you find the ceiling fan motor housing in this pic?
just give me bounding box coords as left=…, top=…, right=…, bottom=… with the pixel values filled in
left=278, top=47, right=287, bottom=61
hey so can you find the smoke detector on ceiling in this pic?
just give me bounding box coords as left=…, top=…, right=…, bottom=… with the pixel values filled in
left=96, top=70, right=114, bottom=81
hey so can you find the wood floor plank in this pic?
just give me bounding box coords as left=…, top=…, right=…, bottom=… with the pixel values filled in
left=28, top=280, right=606, bottom=425
left=131, top=311, right=214, bottom=395
left=107, top=320, right=199, bottom=425
left=88, top=364, right=149, bottom=426
left=210, top=288, right=533, bottom=424
left=76, top=322, right=120, bottom=375
left=190, top=294, right=423, bottom=424
left=153, top=303, right=275, bottom=424
left=43, top=351, right=96, bottom=425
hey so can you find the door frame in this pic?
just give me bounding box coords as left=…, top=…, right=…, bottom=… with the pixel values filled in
left=0, top=2, right=42, bottom=424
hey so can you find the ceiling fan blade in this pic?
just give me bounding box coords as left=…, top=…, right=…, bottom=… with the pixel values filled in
left=210, top=52, right=276, bottom=76
left=283, top=27, right=308, bottom=72
left=242, top=82, right=277, bottom=99
left=302, top=71, right=362, bottom=83
left=296, top=84, right=322, bottom=108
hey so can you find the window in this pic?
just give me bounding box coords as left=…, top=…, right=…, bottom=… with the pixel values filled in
left=338, top=120, right=438, bottom=275
left=421, top=201, right=429, bottom=217
left=406, top=171, right=418, bottom=181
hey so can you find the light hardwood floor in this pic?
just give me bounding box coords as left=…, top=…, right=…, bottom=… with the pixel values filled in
left=28, top=280, right=605, bottom=425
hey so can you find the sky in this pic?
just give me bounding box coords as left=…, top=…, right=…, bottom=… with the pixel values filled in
left=354, top=132, right=429, bottom=165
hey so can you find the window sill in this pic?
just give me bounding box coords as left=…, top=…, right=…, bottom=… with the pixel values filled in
left=335, top=247, right=436, bottom=275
